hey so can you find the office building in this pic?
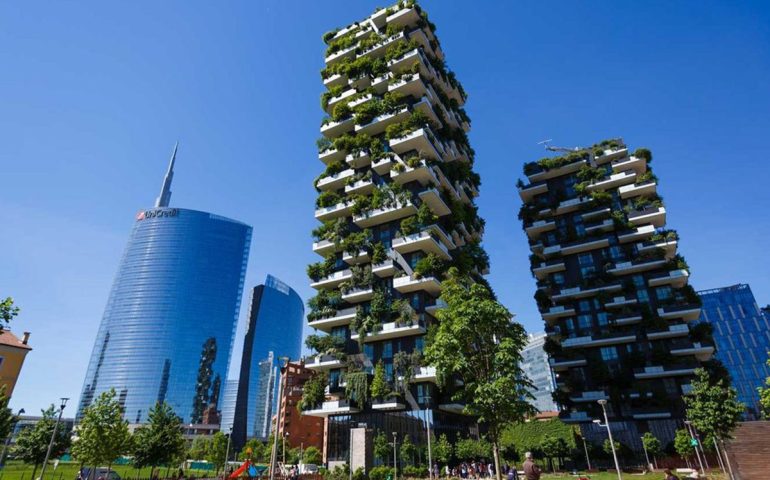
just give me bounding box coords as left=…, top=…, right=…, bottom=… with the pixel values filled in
left=518, top=139, right=714, bottom=448
left=77, top=147, right=252, bottom=424
left=0, top=330, right=32, bottom=397
left=230, top=277, right=303, bottom=452
left=276, top=362, right=324, bottom=454
left=306, top=0, right=485, bottom=464
left=219, top=379, right=239, bottom=432
left=520, top=332, right=558, bottom=413
left=697, top=284, right=770, bottom=419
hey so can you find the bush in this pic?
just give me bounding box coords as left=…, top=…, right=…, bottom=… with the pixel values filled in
left=634, top=147, right=652, bottom=162
left=401, top=465, right=426, bottom=478
left=369, top=466, right=393, bottom=480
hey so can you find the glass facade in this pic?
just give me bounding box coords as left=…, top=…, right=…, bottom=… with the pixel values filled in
left=697, top=284, right=770, bottom=419
left=520, top=333, right=558, bottom=412
left=231, top=276, right=303, bottom=451
left=77, top=207, right=252, bottom=424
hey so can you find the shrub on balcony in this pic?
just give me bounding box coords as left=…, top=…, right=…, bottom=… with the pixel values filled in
left=306, top=257, right=335, bottom=282
left=385, top=110, right=430, bottom=140
left=350, top=194, right=372, bottom=216
left=576, top=165, right=605, bottom=182
left=633, top=148, right=653, bottom=162
left=636, top=170, right=658, bottom=185
left=316, top=190, right=342, bottom=208
left=297, top=371, right=327, bottom=412
left=534, top=289, right=552, bottom=311
left=312, top=217, right=348, bottom=244
left=384, top=38, right=420, bottom=63
left=393, top=350, right=420, bottom=392
left=666, top=254, right=690, bottom=272
left=414, top=253, right=446, bottom=279
left=650, top=229, right=679, bottom=243
left=344, top=371, right=369, bottom=405
left=370, top=362, right=392, bottom=400
left=676, top=284, right=702, bottom=306
left=536, top=151, right=589, bottom=171
left=590, top=190, right=612, bottom=206
left=689, top=322, right=713, bottom=344
left=307, top=290, right=343, bottom=322
left=543, top=336, right=562, bottom=356
left=314, top=160, right=347, bottom=189
left=371, top=242, right=387, bottom=264
left=321, top=85, right=345, bottom=110
left=341, top=229, right=371, bottom=256
left=391, top=298, right=416, bottom=326
left=399, top=216, right=419, bottom=236
left=316, top=136, right=332, bottom=152
left=331, top=102, right=352, bottom=122
left=305, top=334, right=345, bottom=358
left=325, top=30, right=359, bottom=56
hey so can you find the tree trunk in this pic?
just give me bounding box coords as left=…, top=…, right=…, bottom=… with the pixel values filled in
left=32, top=463, right=39, bottom=480
left=491, top=440, right=502, bottom=480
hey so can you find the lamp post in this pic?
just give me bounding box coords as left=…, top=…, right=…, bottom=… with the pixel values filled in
left=684, top=421, right=705, bottom=476
left=40, top=398, right=68, bottom=480
left=270, top=357, right=290, bottom=480
left=283, top=432, right=289, bottom=465
left=425, top=412, right=433, bottom=480
left=224, top=426, right=233, bottom=476
left=581, top=434, right=592, bottom=471
left=392, top=432, right=398, bottom=480
left=640, top=436, right=651, bottom=472
left=595, top=399, right=621, bottom=480
left=0, top=407, right=24, bottom=468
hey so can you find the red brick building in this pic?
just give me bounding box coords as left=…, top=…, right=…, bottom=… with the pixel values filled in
left=275, top=362, right=324, bottom=453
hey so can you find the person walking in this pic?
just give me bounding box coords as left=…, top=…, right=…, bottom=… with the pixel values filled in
left=506, top=464, right=518, bottom=480
left=522, top=452, right=541, bottom=480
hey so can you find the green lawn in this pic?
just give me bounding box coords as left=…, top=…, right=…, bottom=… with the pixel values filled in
left=539, top=471, right=727, bottom=480
left=0, top=462, right=214, bottom=480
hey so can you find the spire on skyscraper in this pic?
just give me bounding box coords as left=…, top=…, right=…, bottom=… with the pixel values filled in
left=155, top=142, right=178, bottom=208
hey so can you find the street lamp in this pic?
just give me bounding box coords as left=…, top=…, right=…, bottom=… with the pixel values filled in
left=270, top=357, right=290, bottom=480
left=580, top=434, right=592, bottom=471
left=425, top=412, right=433, bottom=480
left=283, top=432, right=289, bottom=465
left=595, top=399, right=621, bottom=480
left=40, top=398, right=68, bottom=480
left=392, top=432, right=398, bottom=480
left=0, top=408, right=24, bottom=467
left=224, top=426, right=233, bottom=475
left=684, top=421, right=705, bottom=476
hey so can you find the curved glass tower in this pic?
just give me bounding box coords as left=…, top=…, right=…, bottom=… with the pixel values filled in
left=77, top=149, right=252, bottom=424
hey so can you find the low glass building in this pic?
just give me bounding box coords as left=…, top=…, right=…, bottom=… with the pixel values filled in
left=698, top=284, right=770, bottom=419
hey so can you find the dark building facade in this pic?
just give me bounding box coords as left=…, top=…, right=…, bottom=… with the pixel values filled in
left=230, top=276, right=303, bottom=452
left=697, top=284, right=770, bottom=419
left=518, top=139, right=714, bottom=449
left=77, top=149, right=252, bottom=424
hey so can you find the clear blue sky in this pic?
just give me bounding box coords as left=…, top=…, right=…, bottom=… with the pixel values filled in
left=1, top=0, right=769, bottom=415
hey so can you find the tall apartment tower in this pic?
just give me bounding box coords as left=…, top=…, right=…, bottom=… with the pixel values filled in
left=697, top=284, right=770, bottom=419
left=306, top=0, right=485, bottom=464
left=518, top=139, right=714, bottom=448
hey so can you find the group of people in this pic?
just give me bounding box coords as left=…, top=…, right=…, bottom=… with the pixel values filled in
left=440, top=452, right=542, bottom=480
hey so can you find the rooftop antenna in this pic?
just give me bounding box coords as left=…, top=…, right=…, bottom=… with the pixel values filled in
left=155, top=142, right=178, bottom=208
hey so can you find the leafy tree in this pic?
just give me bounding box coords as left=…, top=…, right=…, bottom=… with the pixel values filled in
left=72, top=389, right=132, bottom=474
left=132, top=402, right=185, bottom=477
left=673, top=428, right=695, bottom=462
left=399, top=435, right=416, bottom=466
left=298, top=372, right=327, bottom=412
left=303, top=446, right=322, bottom=465
left=0, top=385, right=17, bottom=443
left=0, top=297, right=20, bottom=328
left=374, top=432, right=391, bottom=464
left=239, top=438, right=265, bottom=463
left=433, top=434, right=453, bottom=465
left=370, top=362, right=390, bottom=399
left=454, top=437, right=477, bottom=461
left=188, top=437, right=210, bottom=460
left=757, top=352, right=770, bottom=419
left=13, top=405, right=70, bottom=478
left=684, top=368, right=744, bottom=443
left=206, top=431, right=228, bottom=474
left=641, top=432, right=662, bottom=468
left=424, top=268, right=535, bottom=480
left=540, top=435, right=568, bottom=472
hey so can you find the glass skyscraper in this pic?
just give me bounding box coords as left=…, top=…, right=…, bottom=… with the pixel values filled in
left=697, top=284, right=770, bottom=419
left=77, top=148, right=252, bottom=424
left=231, top=276, right=303, bottom=451
left=520, top=332, right=558, bottom=413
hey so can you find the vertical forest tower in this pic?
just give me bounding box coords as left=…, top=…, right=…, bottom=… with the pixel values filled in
left=305, top=0, right=487, bottom=464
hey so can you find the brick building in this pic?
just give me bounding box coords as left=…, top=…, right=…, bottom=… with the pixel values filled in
left=276, top=362, right=324, bottom=454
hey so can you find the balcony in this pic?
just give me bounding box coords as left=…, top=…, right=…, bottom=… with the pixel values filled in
left=527, top=158, right=588, bottom=183
left=312, top=239, right=336, bottom=256
left=372, top=259, right=397, bottom=278
left=525, top=219, right=556, bottom=239
left=325, top=88, right=358, bottom=112
left=302, top=399, right=360, bottom=418
left=356, top=32, right=406, bottom=62
left=561, top=332, right=637, bottom=349
left=371, top=398, right=407, bottom=411
left=319, top=147, right=345, bottom=165
left=316, top=169, right=355, bottom=191
left=618, top=224, right=656, bottom=243
left=387, top=48, right=423, bottom=74
left=372, top=155, right=396, bottom=175
left=552, top=196, right=593, bottom=216
left=346, top=151, right=372, bottom=168
left=646, top=323, right=690, bottom=340
left=607, top=258, right=667, bottom=276
left=386, top=5, right=421, bottom=27
left=634, top=365, right=697, bottom=380
left=342, top=287, right=374, bottom=303
left=549, top=357, right=587, bottom=371
left=671, top=342, right=715, bottom=361
left=542, top=306, right=576, bottom=323
left=532, top=260, right=566, bottom=280
left=561, top=411, right=591, bottom=423
left=657, top=305, right=701, bottom=322
left=350, top=321, right=426, bottom=343
left=355, top=106, right=411, bottom=136
left=628, top=206, right=666, bottom=228
left=320, top=116, right=355, bottom=138
left=425, top=299, right=447, bottom=316
left=619, top=181, right=657, bottom=199
left=345, top=178, right=375, bottom=195
left=343, top=249, right=371, bottom=265
left=570, top=390, right=609, bottom=403
left=614, top=314, right=642, bottom=326
left=394, top=274, right=442, bottom=295
left=393, top=229, right=451, bottom=260
left=304, top=354, right=345, bottom=371
left=612, top=155, right=647, bottom=175
left=632, top=410, right=672, bottom=420
left=586, top=171, right=636, bottom=192
left=518, top=182, right=548, bottom=202
left=390, top=160, right=439, bottom=187
left=551, top=283, right=622, bottom=302
left=308, top=307, right=357, bottom=332
left=638, top=239, right=678, bottom=258
left=413, top=366, right=437, bottom=383
left=388, top=73, right=429, bottom=98
left=581, top=207, right=611, bottom=221
left=315, top=201, right=353, bottom=221
left=560, top=237, right=610, bottom=256
left=419, top=188, right=452, bottom=217
left=595, top=147, right=629, bottom=164
left=388, top=127, right=444, bottom=161
left=585, top=219, right=614, bottom=235
left=353, top=201, right=417, bottom=227
left=648, top=269, right=689, bottom=288
left=605, top=296, right=638, bottom=309
left=324, top=44, right=357, bottom=66
left=310, top=269, right=352, bottom=290
left=438, top=403, right=466, bottom=415
left=323, top=73, right=347, bottom=89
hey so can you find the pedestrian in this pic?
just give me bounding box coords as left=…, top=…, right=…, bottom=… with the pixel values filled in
left=506, top=464, right=518, bottom=480
left=487, top=463, right=493, bottom=478
left=663, top=468, right=679, bottom=480
left=522, top=453, right=540, bottom=480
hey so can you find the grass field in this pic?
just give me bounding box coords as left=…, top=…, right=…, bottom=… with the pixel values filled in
left=538, top=472, right=726, bottom=480
left=0, top=462, right=215, bottom=480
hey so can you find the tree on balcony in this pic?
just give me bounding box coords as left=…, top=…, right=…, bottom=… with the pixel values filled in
left=425, top=268, right=535, bottom=480
left=298, top=372, right=327, bottom=413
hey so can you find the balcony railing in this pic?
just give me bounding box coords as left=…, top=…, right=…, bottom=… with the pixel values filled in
left=657, top=304, right=701, bottom=321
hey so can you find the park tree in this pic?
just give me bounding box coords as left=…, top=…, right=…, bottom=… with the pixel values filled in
left=206, top=431, right=229, bottom=474
left=757, top=352, right=770, bottom=419
left=684, top=368, right=744, bottom=468
left=0, top=297, right=20, bottom=328
left=302, top=446, right=322, bottom=465
left=188, top=437, right=210, bottom=460
left=239, top=438, right=266, bottom=463
left=641, top=432, right=662, bottom=469
left=540, top=435, right=568, bottom=472
left=13, top=405, right=71, bottom=478
left=433, top=434, right=453, bottom=466
left=399, top=435, right=416, bottom=466
left=374, top=433, right=391, bottom=464
left=132, top=402, right=185, bottom=478
left=674, top=429, right=695, bottom=466
left=72, top=389, right=132, bottom=476
left=424, top=268, right=535, bottom=480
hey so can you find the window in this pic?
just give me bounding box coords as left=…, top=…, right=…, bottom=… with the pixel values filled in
left=552, top=272, right=566, bottom=286
left=579, top=300, right=591, bottom=312
left=415, top=336, right=424, bottom=352
left=417, top=384, right=432, bottom=405
left=578, top=314, right=592, bottom=330
left=632, top=275, right=646, bottom=288
left=656, top=286, right=673, bottom=301
left=637, top=289, right=650, bottom=304
left=608, top=246, right=624, bottom=261
left=600, top=347, right=618, bottom=361
left=581, top=265, right=596, bottom=279
left=573, top=216, right=585, bottom=237
left=578, top=253, right=594, bottom=266
left=409, top=253, right=423, bottom=269
left=382, top=342, right=393, bottom=359
left=380, top=229, right=392, bottom=248
left=331, top=326, right=348, bottom=339
left=663, top=379, right=678, bottom=396
left=597, top=312, right=609, bottom=326
left=363, top=344, right=374, bottom=360
left=410, top=293, right=420, bottom=309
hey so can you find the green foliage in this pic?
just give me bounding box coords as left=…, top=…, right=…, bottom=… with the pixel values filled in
left=536, top=151, right=589, bottom=171
left=298, top=372, right=327, bottom=412
left=188, top=437, right=210, bottom=460
left=602, top=439, right=622, bottom=457
left=369, top=466, right=394, bottom=480
left=307, top=290, right=343, bottom=322
left=400, top=216, right=420, bottom=236
left=132, top=402, right=185, bottom=468
left=759, top=352, right=770, bottom=419
left=641, top=432, right=662, bottom=458
left=401, top=465, right=425, bottom=478
left=384, top=39, right=420, bottom=63
left=205, top=431, right=228, bottom=472
left=540, top=435, right=569, bottom=471
left=72, top=389, right=132, bottom=468
left=370, top=362, right=391, bottom=399
left=13, top=405, right=71, bottom=469
left=500, top=419, right=577, bottom=459
left=0, top=385, right=17, bottom=443
left=673, top=428, right=695, bottom=459
left=684, top=368, right=745, bottom=441
left=316, top=190, right=342, bottom=208
left=238, top=438, right=267, bottom=463
left=634, top=148, right=653, bottom=162
left=0, top=297, right=20, bottom=327
left=454, top=437, right=491, bottom=461
left=413, top=253, right=446, bottom=279
left=385, top=110, right=430, bottom=140
left=321, top=84, right=345, bottom=110
left=305, top=334, right=345, bottom=355
left=306, top=257, right=335, bottom=282
left=399, top=435, right=417, bottom=466
left=303, top=446, right=323, bottom=465
left=374, top=432, right=391, bottom=463
left=433, top=433, right=453, bottom=464
left=371, top=242, right=387, bottom=264
left=344, top=371, right=369, bottom=405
